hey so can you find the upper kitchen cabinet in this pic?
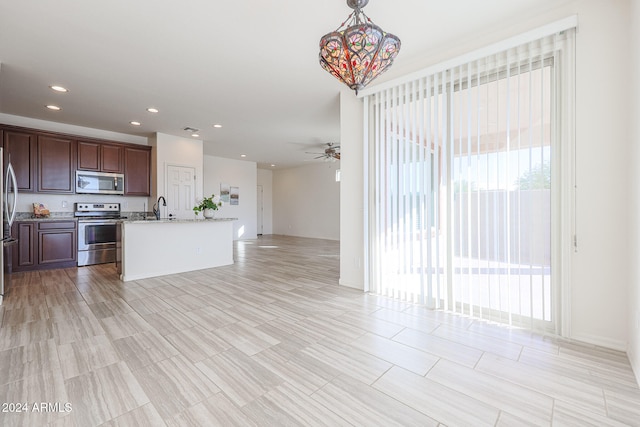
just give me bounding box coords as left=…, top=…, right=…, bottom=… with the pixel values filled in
left=124, top=146, right=151, bottom=196
left=101, top=144, right=123, bottom=173
left=2, top=128, right=37, bottom=192
left=77, top=140, right=100, bottom=171
left=37, top=135, right=76, bottom=193
left=77, top=140, right=123, bottom=173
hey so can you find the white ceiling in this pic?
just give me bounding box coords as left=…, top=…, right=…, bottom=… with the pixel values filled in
left=0, top=0, right=567, bottom=169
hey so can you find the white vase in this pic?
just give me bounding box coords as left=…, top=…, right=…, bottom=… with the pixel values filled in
left=203, top=208, right=215, bottom=219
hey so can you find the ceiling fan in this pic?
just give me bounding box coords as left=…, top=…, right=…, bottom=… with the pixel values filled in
left=306, top=143, right=341, bottom=161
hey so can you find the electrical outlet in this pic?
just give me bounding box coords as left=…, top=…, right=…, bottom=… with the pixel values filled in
left=196, top=247, right=201, bottom=255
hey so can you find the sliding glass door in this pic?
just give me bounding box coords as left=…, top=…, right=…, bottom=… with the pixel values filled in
left=366, top=30, right=574, bottom=332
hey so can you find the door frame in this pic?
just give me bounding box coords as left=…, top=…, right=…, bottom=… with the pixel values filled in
left=165, top=163, right=197, bottom=219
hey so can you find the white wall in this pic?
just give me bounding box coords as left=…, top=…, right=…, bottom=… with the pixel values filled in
left=257, top=168, right=273, bottom=235
left=150, top=133, right=204, bottom=215
left=339, top=90, right=364, bottom=289
left=629, top=0, right=640, bottom=385
left=0, top=113, right=150, bottom=213
left=273, top=162, right=340, bottom=240
left=203, top=155, right=257, bottom=240
left=340, top=0, right=634, bottom=351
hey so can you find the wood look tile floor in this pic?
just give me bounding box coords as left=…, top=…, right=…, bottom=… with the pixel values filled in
left=0, top=235, right=639, bottom=427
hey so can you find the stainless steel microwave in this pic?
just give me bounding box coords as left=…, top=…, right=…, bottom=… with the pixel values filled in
left=76, top=170, right=125, bottom=195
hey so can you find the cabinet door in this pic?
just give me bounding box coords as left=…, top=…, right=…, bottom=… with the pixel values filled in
left=101, top=144, right=123, bottom=173
left=77, top=140, right=100, bottom=171
left=38, top=135, right=75, bottom=193
left=3, top=129, right=37, bottom=192
left=124, top=146, right=151, bottom=196
left=39, top=230, right=77, bottom=265
left=11, top=222, right=36, bottom=269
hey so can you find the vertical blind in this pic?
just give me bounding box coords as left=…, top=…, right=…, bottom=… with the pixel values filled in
left=365, top=26, right=575, bottom=331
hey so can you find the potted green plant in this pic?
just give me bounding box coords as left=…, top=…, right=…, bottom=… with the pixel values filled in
left=193, top=194, right=222, bottom=218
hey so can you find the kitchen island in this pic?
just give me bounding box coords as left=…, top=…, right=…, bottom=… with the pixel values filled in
left=117, top=218, right=235, bottom=281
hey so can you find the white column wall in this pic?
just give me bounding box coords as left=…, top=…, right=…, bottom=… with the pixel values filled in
left=568, top=1, right=630, bottom=350
left=339, top=0, right=634, bottom=351
left=339, top=89, right=364, bottom=289
left=628, top=0, right=640, bottom=384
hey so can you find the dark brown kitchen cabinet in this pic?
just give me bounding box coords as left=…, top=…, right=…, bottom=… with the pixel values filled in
left=1, top=124, right=151, bottom=197
left=3, top=129, right=37, bottom=192
left=77, top=140, right=100, bottom=171
left=124, top=146, right=151, bottom=196
left=12, top=221, right=77, bottom=271
left=37, top=135, right=76, bottom=193
left=11, top=222, right=36, bottom=271
left=77, top=140, right=123, bottom=173
left=38, top=221, right=77, bottom=266
left=101, top=144, right=123, bottom=173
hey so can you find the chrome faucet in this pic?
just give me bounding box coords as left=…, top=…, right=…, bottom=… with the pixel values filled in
left=152, top=196, right=166, bottom=220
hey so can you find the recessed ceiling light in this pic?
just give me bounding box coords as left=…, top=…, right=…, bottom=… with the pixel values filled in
left=213, top=124, right=222, bottom=128
left=147, top=108, right=159, bottom=113
left=49, top=85, right=68, bottom=93
left=46, top=105, right=61, bottom=111
left=240, top=154, right=247, bottom=158
left=191, top=134, right=200, bottom=138
left=130, top=121, right=141, bottom=126
left=271, top=164, right=276, bottom=167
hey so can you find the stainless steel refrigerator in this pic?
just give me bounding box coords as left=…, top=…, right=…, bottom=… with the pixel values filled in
left=1, top=148, right=19, bottom=305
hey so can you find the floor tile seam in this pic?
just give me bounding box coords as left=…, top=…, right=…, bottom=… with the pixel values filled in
left=516, top=353, right=639, bottom=390
left=427, top=357, right=556, bottom=424
left=390, top=327, right=486, bottom=364
left=346, top=333, right=439, bottom=374
left=370, top=365, right=494, bottom=426
left=429, top=323, right=526, bottom=355
left=303, top=379, right=373, bottom=427
left=64, top=362, right=151, bottom=424
left=473, top=358, right=610, bottom=417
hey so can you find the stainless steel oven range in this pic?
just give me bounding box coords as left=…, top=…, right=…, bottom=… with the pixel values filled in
left=75, top=203, right=123, bottom=267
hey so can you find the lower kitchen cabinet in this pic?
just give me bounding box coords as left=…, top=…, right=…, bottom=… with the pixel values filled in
left=12, top=221, right=77, bottom=272
left=12, top=222, right=36, bottom=270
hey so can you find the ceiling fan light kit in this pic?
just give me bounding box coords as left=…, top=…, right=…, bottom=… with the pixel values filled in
left=319, top=0, right=401, bottom=94
left=306, top=143, right=341, bottom=162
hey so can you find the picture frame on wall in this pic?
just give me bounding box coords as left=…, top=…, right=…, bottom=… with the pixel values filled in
left=230, top=186, right=239, bottom=205
left=220, top=183, right=230, bottom=203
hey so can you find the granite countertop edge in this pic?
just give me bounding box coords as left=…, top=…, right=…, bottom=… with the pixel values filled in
left=120, top=218, right=238, bottom=224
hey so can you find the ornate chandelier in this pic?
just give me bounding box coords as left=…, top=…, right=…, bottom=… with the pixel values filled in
left=319, top=0, right=401, bottom=94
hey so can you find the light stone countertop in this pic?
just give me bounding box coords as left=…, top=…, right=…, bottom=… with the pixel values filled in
left=14, top=214, right=77, bottom=222
left=120, top=217, right=237, bottom=224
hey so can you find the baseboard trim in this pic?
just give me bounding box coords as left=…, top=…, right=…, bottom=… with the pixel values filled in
left=570, top=332, right=627, bottom=352
left=338, top=278, right=364, bottom=290
left=629, top=347, right=640, bottom=387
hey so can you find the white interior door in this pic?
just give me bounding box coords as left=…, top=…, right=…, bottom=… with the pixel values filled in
left=166, top=165, right=196, bottom=219
left=257, top=185, right=263, bottom=235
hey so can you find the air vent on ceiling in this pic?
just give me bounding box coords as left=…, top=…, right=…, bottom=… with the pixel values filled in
left=183, top=127, right=199, bottom=133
